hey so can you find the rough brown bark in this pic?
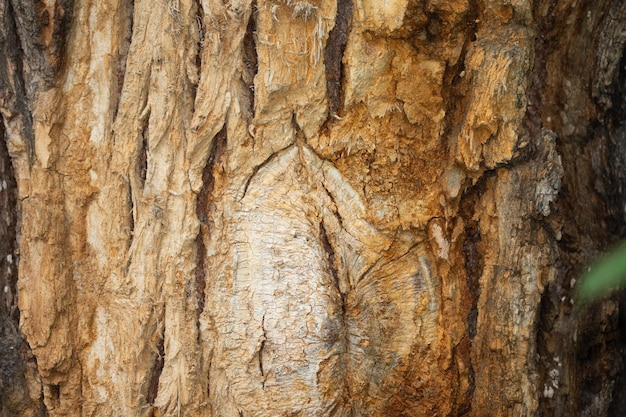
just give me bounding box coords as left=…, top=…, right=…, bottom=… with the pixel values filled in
left=0, top=0, right=625, bottom=416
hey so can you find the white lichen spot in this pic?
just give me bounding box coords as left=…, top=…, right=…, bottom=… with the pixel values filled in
left=546, top=116, right=552, bottom=123
left=549, top=368, right=560, bottom=389
left=570, top=278, right=576, bottom=288
left=3, top=285, right=8, bottom=293
left=1, top=180, right=6, bottom=190
left=6, top=254, right=12, bottom=264
left=431, top=223, right=450, bottom=260
left=544, top=384, right=555, bottom=398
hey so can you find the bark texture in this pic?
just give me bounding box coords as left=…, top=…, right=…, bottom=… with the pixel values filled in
left=0, top=0, right=625, bottom=416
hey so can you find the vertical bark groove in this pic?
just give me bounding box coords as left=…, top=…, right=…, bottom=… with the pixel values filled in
left=146, top=329, right=165, bottom=405
left=242, top=0, right=258, bottom=116
left=0, top=119, right=43, bottom=417
left=195, top=126, right=226, bottom=318
left=324, top=0, right=351, bottom=118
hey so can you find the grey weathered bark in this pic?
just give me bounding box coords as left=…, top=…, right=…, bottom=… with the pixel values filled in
left=0, top=0, right=625, bottom=416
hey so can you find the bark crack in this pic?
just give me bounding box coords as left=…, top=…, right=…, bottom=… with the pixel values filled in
left=319, top=181, right=344, bottom=230
left=192, top=0, right=204, bottom=108
left=258, top=314, right=267, bottom=388
left=146, top=325, right=165, bottom=405
left=318, top=219, right=351, bottom=410
left=138, top=117, right=148, bottom=190
left=195, top=126, right=226, bottom=325
left=324, top=0, right=352, bottom=119
left=319, top=220, right=342, bottom=300
left=240, top=143, right=294, bottom=200
left=242, top=0, right=258, bottom=116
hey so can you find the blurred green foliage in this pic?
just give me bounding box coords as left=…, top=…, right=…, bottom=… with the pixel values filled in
left=577, top=241, right=626, bottom=301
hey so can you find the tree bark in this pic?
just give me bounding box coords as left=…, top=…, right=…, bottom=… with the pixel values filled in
left=0, top=0, right=625, bottom=416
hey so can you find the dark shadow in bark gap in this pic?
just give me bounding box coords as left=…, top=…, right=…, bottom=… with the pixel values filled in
left=458, top=170, right=491, bottom=411
left=195, top=126, right=226, bottom=320
left=460, top=172, right=488, bottom=340
left=1, top=0, right=36, bottom=165
left=324, top=0, right=352, bottom=120
left=243, top=0, right=258, bottom=117
left=192, top=0, right=204, bottom=107
left=111, top=0, right=134, bottom=121
left=138, top=114, right=149, bottom=188
left=129, top=113, right=149, bottom=234
left=0, top=122, right=19, bottom=323
left=146, top=328, right=165, bottom=404
left=49, top=384, right=60, bottom=401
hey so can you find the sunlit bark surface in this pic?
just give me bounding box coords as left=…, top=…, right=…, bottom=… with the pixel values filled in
left=1, top=0, right=626, bottom=416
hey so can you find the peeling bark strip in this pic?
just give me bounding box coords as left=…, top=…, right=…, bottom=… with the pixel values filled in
left=2, top=0, right=626, bottom=416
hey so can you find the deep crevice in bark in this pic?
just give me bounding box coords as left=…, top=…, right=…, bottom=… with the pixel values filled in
left=146, top=327, right=165, bottom=405
left=1, top=0, right=36, bottom=165
left=195, top=126, right=226, bottom=319
left=460, top=177, right=486, bottom=341
left=319, top=183, right=344, bottom=230
left=458, top=171, right=490, bottom=411
left=111, top=0, right=134, bottom=122
left=318, top=218, right=349, bottom=409
left=0, top=119, right=38, bottom=416
left=192, top=0, right=204, bottom=108
left=193, top=229, right=207, bottom=319
left=242, top=0, right=258, bottom=116
left=0, top=127, right=19, bottom=324
left=138, top=113, right=149, bottom=189
left=49, top=384, right=60, bottom=401
left=324, top=0, right=351, bottom=119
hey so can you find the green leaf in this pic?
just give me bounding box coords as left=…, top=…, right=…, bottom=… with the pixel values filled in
left=577, top=241, right=626, bottom=301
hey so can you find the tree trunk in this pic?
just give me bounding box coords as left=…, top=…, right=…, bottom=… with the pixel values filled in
left=1, top=0, right=625, bottom=416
